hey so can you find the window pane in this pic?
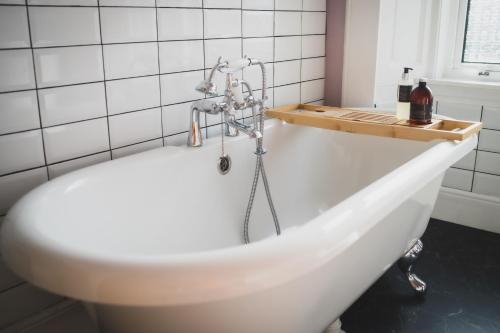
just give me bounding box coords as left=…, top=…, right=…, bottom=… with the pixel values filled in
left=463, top=0, right=500, bottom=64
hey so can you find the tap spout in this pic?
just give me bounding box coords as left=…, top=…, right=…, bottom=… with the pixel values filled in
left=226, top=118, right=262, bottom=139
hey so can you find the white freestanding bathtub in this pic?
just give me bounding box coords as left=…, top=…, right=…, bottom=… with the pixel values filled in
left=1, top=119, right=476, bottom=333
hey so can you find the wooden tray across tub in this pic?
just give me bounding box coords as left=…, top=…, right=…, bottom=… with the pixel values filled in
left=266, top=104, right=482, bottom=142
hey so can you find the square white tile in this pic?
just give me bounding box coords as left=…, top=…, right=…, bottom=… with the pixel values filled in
left=204, top=9, right=241, bottom=39
left=275, top=0, right=302, bottom=10
left=159, top=40, right=204, bottom=73
left=243, top=37, right=273, bottom=63
left=0, top=130, right=45, bottom=175
left=156, top=0, right=201, bottom=6
left=301, top=57, right=325, bottom=81
left=34, top=45, right=103, bottom=88
left=103, top=42, right=158, bottom=80
left=0, top=91, right=39, bottom=135
left=204, top=38, right=242, bottom=68
left=274, top=83, right=300, bottom=106
left=437, top=100, right=482, bottom=121
left=242, top=0, right=273, bottom=10
left=478, top=129, right=500, bottom=153
left=48, top=151, right=110, bottom=179
left=242, top=11, right=273, bottom=38
left=0, top=49, right=35, bottom=93
left=274, top=36, right=301, bottom=61
left=475, top=151, right=500, bottom=175
left=273, top=60, right=300, bottom=86
left=109, top=108, right=162, bottom=148
left=274, top=11, right=301, bottom=36
left=303, top=0, right=326, bottom=11
left=301, top=79, right=324, bottom=103
left=157, top=8, right=203, bottom=40
left=160, top=70, right=204, bottom=105
left=38, top=82, right=106, bottom=127
left=0, top=167, right=47, bottom=215
left=472, top=172, right=500, bottom=197
left=106, top=76, right=160, bottom=115
left=204, top=0, right=240, bottom=8
left=482, top=106, right=500, bottom=130
left=443, top=168, right=473, bottom=191
left=29, top=7, right=100, bottom=47
left=162, top=103, right=191, bottom=135
left=112, top=139, right=163, bottom=159
left=452, top=150, right=476, bottom=170
left=99, top=0, right=155, bottom=5
left=100, top=7, right=157, bottom=44
left=302, top=35, right=325, bottom=58
left=302, top=12, right=326, bottom=35
left=43, top=118, right=109, bottom=164
left=0, top=6, right=30, bottom=49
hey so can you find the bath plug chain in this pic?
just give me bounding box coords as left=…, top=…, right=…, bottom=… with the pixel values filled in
left=218, top=112, right=231, bottom=175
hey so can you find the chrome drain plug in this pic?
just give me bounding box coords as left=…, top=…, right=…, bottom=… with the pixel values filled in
left=217, top=154, right=231, bottom=175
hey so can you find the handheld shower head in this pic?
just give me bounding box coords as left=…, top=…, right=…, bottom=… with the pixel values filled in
left=195, top=80, right=218, bottom=96
left=195, top=57, right=223, bottom=96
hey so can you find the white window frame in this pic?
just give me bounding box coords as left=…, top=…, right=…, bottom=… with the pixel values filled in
left=439, top=0, right=500, bottom=82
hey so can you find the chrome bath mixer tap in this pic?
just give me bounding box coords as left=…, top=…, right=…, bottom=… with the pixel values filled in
left=187, top=56, right=264, bottom=147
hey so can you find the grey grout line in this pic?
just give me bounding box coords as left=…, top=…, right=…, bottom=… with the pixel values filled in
left=470, top=105, right=484, bottom=191
left=0, top=34, right=326, bottom=52
left=24, top=1, right=49, bottom=181
left=154, top=0, right=166, bottom=148
left=96, top=1, right=113, bottom=166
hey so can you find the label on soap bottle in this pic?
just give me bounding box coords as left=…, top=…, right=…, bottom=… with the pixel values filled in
left=410, top=103, right=432, bottom=122
left=398, top=85, right=412, bottom=103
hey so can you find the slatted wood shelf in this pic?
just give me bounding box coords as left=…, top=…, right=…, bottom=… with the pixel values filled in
left=266, top=104, right=482, bottom=142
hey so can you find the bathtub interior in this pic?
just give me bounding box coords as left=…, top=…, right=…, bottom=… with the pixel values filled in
left=16, top=121, right=435, bottom=258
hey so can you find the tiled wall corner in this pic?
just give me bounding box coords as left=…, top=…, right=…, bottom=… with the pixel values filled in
left=0, top=1, right=327, bottom=329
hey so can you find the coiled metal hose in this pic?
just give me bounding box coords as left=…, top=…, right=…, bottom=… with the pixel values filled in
left=243, top=61, right=280, bottom=244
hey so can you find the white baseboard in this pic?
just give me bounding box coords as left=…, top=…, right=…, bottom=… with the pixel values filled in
left=432, top=187, right=500, bottom=234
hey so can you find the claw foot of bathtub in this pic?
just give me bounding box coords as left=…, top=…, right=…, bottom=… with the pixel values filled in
left=324, top=319, right=345, bottom=333
left=398, top=239, right=427, bottom=295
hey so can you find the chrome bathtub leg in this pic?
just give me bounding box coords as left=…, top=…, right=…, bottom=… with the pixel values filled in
left=324, top=319, right=345, bottom=333
left=397, top=239, right=427, bottom=295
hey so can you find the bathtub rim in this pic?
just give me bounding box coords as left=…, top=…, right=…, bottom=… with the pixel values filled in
left=0, top=120, right=478, bottom=306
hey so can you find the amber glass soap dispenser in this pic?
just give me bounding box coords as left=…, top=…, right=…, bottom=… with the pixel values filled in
left=409, top=78, right=433, bottom=125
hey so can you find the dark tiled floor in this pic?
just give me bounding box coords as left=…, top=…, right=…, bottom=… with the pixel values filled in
left=341, top=219, right=500, bottom=333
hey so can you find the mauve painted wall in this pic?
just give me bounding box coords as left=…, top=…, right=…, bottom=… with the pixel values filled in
left=325, top=0, right=346, bottom=106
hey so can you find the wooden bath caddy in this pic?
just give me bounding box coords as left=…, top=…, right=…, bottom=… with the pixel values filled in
left=266, top=104, right=482, bottom=142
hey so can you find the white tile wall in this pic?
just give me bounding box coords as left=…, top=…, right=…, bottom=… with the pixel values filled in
left=443, top=168, right=474, bottom=192
left=38, top=82, right=106, bottom=126
left=478, top=129, right=500, bottom=153
left=103, top=42, right=158, bottom=80
left=34, top=45, right=104, bottom=88
left=29, top=7, right=100, bottom=47
left=434, top=92, right=500, bottom=197
left=0, top=50, right=36, bottom=92
left=0, top=91, right=39, bottom=135
left=242, top=11, right=273, bottom=38
left=0, top=2, right=326, bottom=328
left=0, top=6, right=30, bottom=49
